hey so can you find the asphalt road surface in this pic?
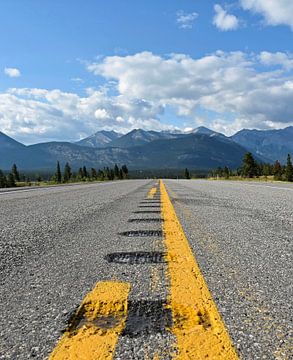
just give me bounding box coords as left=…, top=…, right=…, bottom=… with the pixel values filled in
left=0, top=180, right=292, bottom=359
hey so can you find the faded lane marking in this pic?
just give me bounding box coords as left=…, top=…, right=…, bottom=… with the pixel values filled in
left=239, top=183, right=293, bottom=191
left=49, top=281, right=130, bottom=360
left=148, top=187, right=157, bottom=199
left=160, top=180, right=239, bottom=359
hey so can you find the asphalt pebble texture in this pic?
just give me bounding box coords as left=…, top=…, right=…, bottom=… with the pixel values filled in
left=165, top=179, right=293, bottom=360
left=0, top=179, right=292, bottom=359
left=1, top=180, right=174, bottom=359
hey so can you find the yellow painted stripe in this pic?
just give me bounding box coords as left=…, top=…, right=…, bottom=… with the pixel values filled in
left=49, top=281, right=130, bottom=360
left=148, top=187, right=157, bottom=199
left=160, top=180, right=239, bottom=359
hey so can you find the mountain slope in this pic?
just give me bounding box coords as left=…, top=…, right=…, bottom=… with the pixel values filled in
left=0, top=127, right=276, bottom=170
left=0, top=131, right=26, bottom=150
left=25, top=133, right=251, bottom=170
left=108, top=129, right=180, bottom=148
left=0, top=132, right=52, bottom=169
left=75, top=130, right=122, bottom=148
left=231, top=126, right=293, bottom=162
left=28, top=141, right=132, bottom=169
left=129, top=133, right=250, bottom=169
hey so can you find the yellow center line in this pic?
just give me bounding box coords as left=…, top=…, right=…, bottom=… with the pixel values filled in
left=160, top=180, right=239, bottom=359
left=49, top=281, right=130, bottom=360
left=147, top=187, right=157, bottom=199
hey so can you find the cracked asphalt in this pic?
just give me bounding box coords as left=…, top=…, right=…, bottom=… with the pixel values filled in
left=0, top=179, right=292, bottom=359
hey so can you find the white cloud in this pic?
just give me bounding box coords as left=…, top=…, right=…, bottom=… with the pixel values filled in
left=0, top=87, right=168, bottom=144
left=88, top=51, right=293, bottom=134
left=176, top=11, right=198, bottom=29
left=94, top=108, right=109, bottom=120
left=4, top=67, right=21, bottom=78
left=213, top=4, right=239, bottom=31
left=241, top=0, right=293, bottom=29
left=258, top=51, right=293, bottom=70
left=1, top=50, right=293, bottom=143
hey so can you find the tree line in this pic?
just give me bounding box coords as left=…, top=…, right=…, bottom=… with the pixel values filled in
left=0, top=164, right=20, bottom=188
left=0, top=162, right=129, bottom=188
left=211, top=152, right=293, bottom=182
left=53, top=161, right=129, bottom=183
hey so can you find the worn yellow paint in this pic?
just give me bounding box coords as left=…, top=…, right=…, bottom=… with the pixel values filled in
left=147, top=187, right=157, bottom=199
left=160, top=180, right=239, bottom=360
left=49, top=281, right=130, bottom=360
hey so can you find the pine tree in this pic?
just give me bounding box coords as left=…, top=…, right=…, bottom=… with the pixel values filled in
left=11, top=164, right=20, bottom=182
left=91, top=168, right=97, bottom=180
left=97, top=169, right=105, bottom=180
left=63, top=162, right=72, bottom=183
left=78, top=167, right=84, bottom=180
left=119, top=168, right=123, bottom=180
left=242, top=152, right=257, bottom=178
left=7, top=173, right=16, bottom=187
left=121, top=165, right=129, bottom=179
left=262, top=163, right=271, bottom=177
left=104, top=167, right=110, bottom=180
left=109, top=169, right=115, bottom=180
left=114, top=164, right=119, bottom=179
left=223, top=166, right=230, bottom=179
left=56, top=161, right=62, bottom=183
left=83, top=166, right=88, bottom=178
left=184, top=168, right=190, bottom=179
left=273, top=160, right=283, bottom=180
left=0, top=170, right=7, bottom=188
left=285, top=154, right=293, bottom=182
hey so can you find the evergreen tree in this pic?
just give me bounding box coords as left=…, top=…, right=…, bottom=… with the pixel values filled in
left=216, top=167, right=223, bottom=178
left=262, top=163, right=271, bottom=177
left=184, top=168, right=190, bottom=179
left=56, top=161, right=62, bottom=183
left=109, top=169, right=115, bottom=180
left=97, top=169, right=105, bottom=180
left=114, top=164, right=119, bottom=179
left=242, top=152, right=257, bottom=178
left=7, top=173, right=16, bottom=187
left=77, top=167, right=84, bottom=179
left=285, top=154, right=293, bottom=182
left=11, top=164, right=20, bottom=182
left=121, top=165, right=129, bottom=178
left=223, top=166, right=230, bottom=179
left=119, top=168, right=123, bottom=180
left=273, top=160, right=283, bottom=180
left=63, top=162, right=72, bottom=183
left=0, top=170, right=7, bottom=188
left=83, top=166, right=88, bottom=178
left=91, top=168, right=97, bottom=180
left=104, top=167, right=110, bottom=180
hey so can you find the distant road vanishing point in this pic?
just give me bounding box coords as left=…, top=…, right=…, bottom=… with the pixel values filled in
left=0, top=180, right=292, bottom=359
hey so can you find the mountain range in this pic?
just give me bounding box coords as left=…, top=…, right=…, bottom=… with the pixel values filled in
left=0, top=126, right=292, bottom=171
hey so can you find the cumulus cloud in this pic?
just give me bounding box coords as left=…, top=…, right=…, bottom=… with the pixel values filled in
left=1, top=50, right=293, bottom=142
left=88, top=51, right=293, bottom=134
left=213, top=4, right=239, bottom=31
left=259, top=51, right=293, bottom=70
left=176, top=11, right=198, bottom=29
left=241, top=0, right=293, bottom=30
left=4, top=67, right=21, bottom=77
left=0, top=87, right=168, bottom=144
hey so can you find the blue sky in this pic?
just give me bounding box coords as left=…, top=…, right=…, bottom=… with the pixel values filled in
left=0, top=0, right=293, bottom=144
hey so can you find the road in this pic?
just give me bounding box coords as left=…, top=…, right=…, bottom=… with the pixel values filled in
left=0, top=180, right=292, bottom=359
